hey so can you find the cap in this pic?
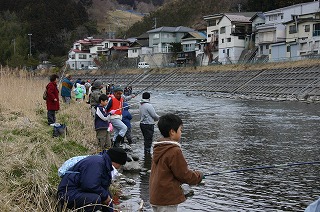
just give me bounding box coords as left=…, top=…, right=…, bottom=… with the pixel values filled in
left=142, top=92, right=150, bottom=99
left=107, top=147, right=127, bottom=165
left=93, top=80, right=103, bottom=88
left=113, top=85, right=123, bottom=92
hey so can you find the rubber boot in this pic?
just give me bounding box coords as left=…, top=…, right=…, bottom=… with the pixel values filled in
left=113, top=135, right=123, bottom=148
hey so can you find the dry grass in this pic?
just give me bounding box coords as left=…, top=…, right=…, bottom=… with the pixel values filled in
left=0, top=66, right=101, bottom=211
left=98, top=9, right=143, bottom=33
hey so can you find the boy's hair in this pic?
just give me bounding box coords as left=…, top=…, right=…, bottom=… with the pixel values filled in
left=157, top=113, right=183, bottom=137
left=99, top=94, right=109, bottom=102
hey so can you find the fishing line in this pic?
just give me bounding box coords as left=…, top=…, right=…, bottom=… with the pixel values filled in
left=204, top=161, right=320, bottom=177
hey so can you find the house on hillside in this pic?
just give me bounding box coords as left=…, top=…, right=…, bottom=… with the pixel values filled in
left=67, top=37, right=103, bottom=70
left=67, top=37, right=130, bottom=70
left=178, top=31, right=206, bottom=66
left=285, top=12, right=320, bottom=59
left=255, top=0, right=320, bottom=61
left=134, top=26, right=195, bottom=68
left=128, top=33, right=152, bottom=58
left=249, top=12, right=266, bottom=62
left=147, top=26, right=195, bottom=53
left=204, top=12, right=256, bottom=64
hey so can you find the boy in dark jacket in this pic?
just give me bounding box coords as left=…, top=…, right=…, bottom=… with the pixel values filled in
left=57, top=147, right=127, bottom=212
left=95, top=94, right=112, bottom=151
left=149, top=113, right=203, bottom=212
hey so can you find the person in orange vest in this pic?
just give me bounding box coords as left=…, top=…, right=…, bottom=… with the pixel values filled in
left=106, top=85, right=135, bottom=147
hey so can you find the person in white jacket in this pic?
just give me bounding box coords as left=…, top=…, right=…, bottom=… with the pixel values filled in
left=139, top=92, right=160, bottom=153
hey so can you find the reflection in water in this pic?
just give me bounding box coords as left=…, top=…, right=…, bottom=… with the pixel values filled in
left=122, top=92, right=320, bottom=211
left=140, top=153, right=152, bottom=210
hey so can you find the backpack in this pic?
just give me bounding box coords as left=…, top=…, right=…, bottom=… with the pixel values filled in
left=58, top=155, right=89, bottom=177
left=43, top=87, right=47, bottom=100
left=53, top=124, right=67, bottom=137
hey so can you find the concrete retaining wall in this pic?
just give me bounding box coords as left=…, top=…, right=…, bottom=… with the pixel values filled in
left=78, top=64, right=320, bottom=102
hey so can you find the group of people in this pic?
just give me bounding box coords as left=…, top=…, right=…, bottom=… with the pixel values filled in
left=45, top=74, right=204, bottom=212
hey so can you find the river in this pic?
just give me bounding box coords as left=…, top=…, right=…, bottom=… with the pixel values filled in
left=120, top=91, right=320, bottom=212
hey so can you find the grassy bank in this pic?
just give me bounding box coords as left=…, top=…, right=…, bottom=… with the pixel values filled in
left=0, top=67, right=99, bottom=211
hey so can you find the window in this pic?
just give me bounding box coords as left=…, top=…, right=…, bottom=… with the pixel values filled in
left=227, top=38, right=231, bottom=42
left=153, top=33, right=159, bottom=39
left=226, top=49, right=230, bottom=56
left=133, top=49, right=137, bottom=53
left=289, top=25, right=297, bottom=34
left=304, top=25, right=310, bottom=32
left=221, top=39, right=224, bottom=43
left=266, top=44, right=269, bottom=49
left=105, top=43, right=109, bottom=48
left=220, top=27, right=226, bottom=34
left=269, top=15, right=277, bottom=21
left=208, top=19, right=216, bottom=26
left=78, top=54, right=87, bottom=59
left=113, top=43, right=117, bottom=47
left=287, top=45, right=290, bottom=52
left=313, top=23, right=320, bottom=36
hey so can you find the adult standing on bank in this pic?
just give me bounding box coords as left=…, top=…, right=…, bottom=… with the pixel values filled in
left=139, top=92, right=159, bottom=153
left=46, top=74, right=60, bottom=125
left=60, top=74, right=73, bottom=104
left=89, top=80, right=104, bottom=117
left=106, top=85, right=135, bottom=147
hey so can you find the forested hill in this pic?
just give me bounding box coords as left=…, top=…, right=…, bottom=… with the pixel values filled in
left=125, top=0, right=315, bottom=37
left=0, top=0, right=314, bottom=68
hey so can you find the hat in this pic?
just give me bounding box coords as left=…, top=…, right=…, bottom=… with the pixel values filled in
left=113, top=85, right=123, bottom=92
left=107, top=147, right=127, bottom=165
left=142, top=92, right=150, bottom=99
left=93, top=80, right=103, bottom=88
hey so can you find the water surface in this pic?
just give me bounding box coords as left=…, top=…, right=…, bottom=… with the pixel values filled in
left=122, top=92, right=320, bottom=212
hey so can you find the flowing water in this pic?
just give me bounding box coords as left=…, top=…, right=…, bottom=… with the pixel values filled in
left=121, top=91, right=320, bottom=212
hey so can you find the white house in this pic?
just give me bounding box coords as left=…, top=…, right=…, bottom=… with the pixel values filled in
left=128, top=33, right=152, bottom=58
left=204, top=12, right=256, bottom=64
left=255, top=0, right=320, bottom=61
left=67, top=37, right=130, bottom=70
left=67, top=37, right=103, bottom=70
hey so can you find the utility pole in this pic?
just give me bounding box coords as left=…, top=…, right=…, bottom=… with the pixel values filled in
left=238, top=4, right=241, bottom=12
left=12, top=39, right=16, bottom=55
left=153, top=17, right=157, bottom=29
left=28, top=33, right=32, bottom=57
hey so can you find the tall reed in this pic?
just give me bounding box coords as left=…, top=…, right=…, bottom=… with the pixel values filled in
left=0, top=67, right=97, bottom=211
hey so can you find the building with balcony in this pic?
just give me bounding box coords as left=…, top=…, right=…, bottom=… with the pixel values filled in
left=147, top=26, right=195, bottom=53
left=255, top=0, right=320, bottom=61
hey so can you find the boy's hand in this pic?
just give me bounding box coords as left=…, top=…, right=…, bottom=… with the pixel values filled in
left=110, top=110, right=116, bottom=115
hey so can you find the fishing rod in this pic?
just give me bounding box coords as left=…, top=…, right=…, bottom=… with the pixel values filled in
left=204, top=161, right=320, bottom=177
left=58, top=64, right=69, bottom=87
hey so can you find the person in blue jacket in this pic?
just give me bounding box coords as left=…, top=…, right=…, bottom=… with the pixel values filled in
left=60, top=74, right=73, bottom=104
left=122, top=102, right=133, bottom=145
left=57, top=148, right=127, bottom=212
